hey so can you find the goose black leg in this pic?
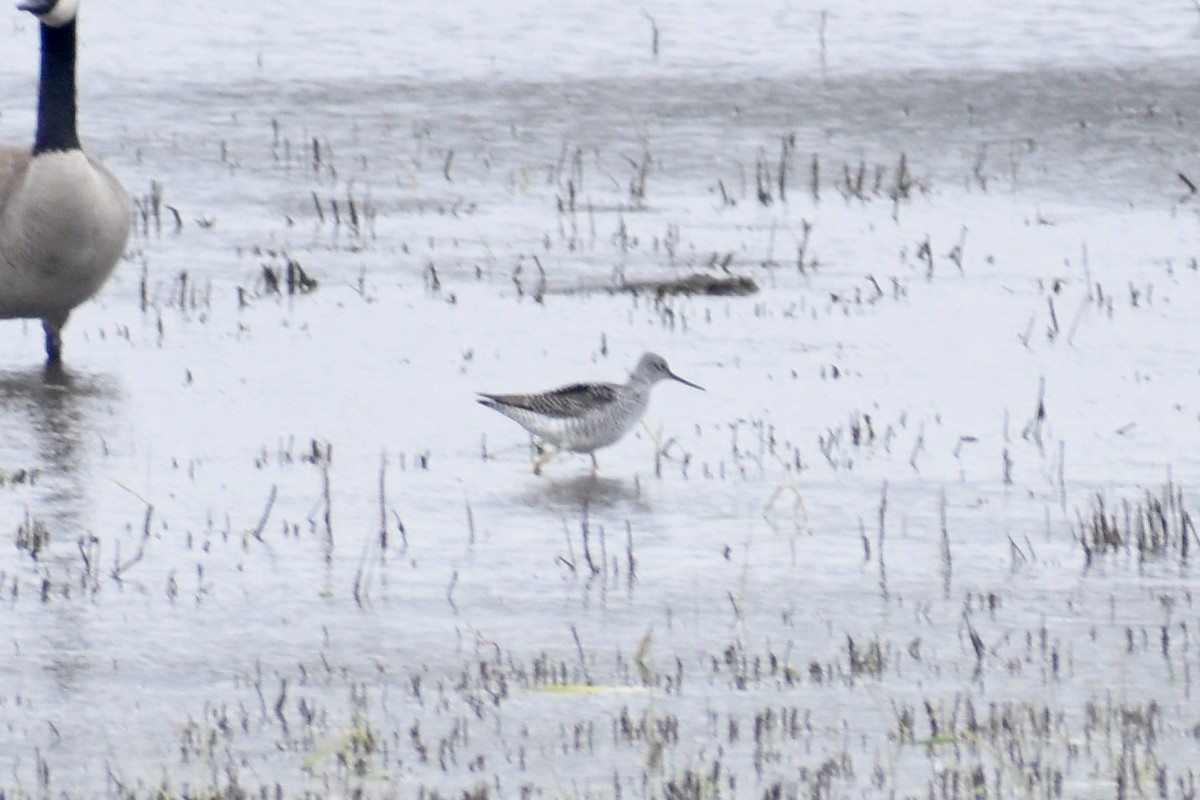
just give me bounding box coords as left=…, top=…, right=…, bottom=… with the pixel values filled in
left=42, top=319, right=62, bottom=365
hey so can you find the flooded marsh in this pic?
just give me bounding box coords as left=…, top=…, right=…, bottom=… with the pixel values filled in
left=3, top=1, right=1200, bottom=797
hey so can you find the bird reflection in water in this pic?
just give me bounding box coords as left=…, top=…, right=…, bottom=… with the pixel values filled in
left=0, top=363, right=115, bottom=504
left=522, top=472, right=650, bottom=513
left=0, top=362, right=120, bottom=693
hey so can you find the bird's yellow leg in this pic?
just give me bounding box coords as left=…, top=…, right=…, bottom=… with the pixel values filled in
left=533, top=447, right=559, bottom=476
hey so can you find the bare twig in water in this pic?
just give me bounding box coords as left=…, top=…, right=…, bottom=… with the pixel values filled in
left=947, top=226, right=967, bottom=273
left=625, top=520, right=637, bottom=589
left=446, top=570, right=459, bottom=612
left=570, top=625, right=593, bottom=685
left=378, top=454, right=389, bottom=551
left=1020, top=377, right=1047, bottom=452
left=464, top=493, right=476, bottom=546
left=818, top=10, right=828, bottom=72
left=247, top=485, right=277, bottom=543
left=778, top=133, right=794, bottom=202
left=531, top=255, right=548, bottom=304
left=641, top=10, right=660, bottom=58
left=877, top=481, right=888, bottom=598
left=797, top=219, right=814, bottom=273
left=939, top=488, right=952, bottom=598
left=112, top=504, right=153, bottom=582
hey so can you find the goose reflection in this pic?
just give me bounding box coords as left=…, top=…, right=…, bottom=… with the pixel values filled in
left=0, top=363, right=120, bottom=693
left=0, top=363, right=117, bottom=507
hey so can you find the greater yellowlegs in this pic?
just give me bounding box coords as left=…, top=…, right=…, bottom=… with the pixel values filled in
left=478, top=352, right=704, bottom=474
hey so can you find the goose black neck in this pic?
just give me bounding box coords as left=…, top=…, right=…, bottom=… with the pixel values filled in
left=33, top=20, right=81, bottom=155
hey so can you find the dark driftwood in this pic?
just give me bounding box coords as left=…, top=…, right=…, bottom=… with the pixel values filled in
left=614, top=273, right=759, bottom=299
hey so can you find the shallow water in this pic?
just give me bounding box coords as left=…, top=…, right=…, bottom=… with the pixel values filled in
left=3, top=1, right=1200, bottom=797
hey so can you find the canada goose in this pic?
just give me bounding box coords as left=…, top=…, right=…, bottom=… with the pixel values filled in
left=0, top=0, right=130, bottom=364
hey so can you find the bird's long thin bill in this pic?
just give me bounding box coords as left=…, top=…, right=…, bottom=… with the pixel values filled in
left=670, top=372, right=705, bottom=391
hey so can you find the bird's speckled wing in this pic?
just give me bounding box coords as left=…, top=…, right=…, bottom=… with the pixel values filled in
left=478, top=382, right=620, bottom=418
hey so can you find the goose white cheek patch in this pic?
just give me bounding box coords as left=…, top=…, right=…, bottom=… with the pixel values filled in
left=37, top=0, right=80, bottom=28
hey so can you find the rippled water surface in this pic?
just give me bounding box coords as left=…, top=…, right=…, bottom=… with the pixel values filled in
left=3, top=1, right=1200, bottom=797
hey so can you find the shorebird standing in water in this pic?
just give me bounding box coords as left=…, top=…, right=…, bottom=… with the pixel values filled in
left=478, top=352, right=704, bottom=475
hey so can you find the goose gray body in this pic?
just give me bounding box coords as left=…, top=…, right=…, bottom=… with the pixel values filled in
left=479, top=353, right=703, bottom=472
left=0, top=0, right=131, bottom=363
